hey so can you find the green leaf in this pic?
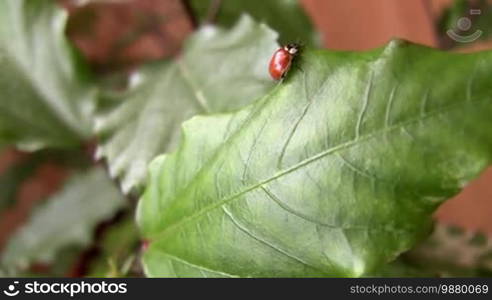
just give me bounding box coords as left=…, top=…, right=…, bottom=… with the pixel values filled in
left=0, top=0, right=96, bottom=150
left=95, top=15, right=278, bottom=193
left=138, top=40, right=492, bottom=277
left=367, top=258, right=436, bottom=277
left=189, top=0, right=319, bottom=46
left=0, top=148, right=93, bottom=212
left=0, top=154, right=40, bottom=211
left=87, top=216, right=140, bottom=277
left=1, top=167, right=126, bottom=273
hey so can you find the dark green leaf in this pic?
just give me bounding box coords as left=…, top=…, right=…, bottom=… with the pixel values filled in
left=95, top=15, right=278, bottom=193
left=1, top=167, right=126, bottom=273
left=0, top=148, right=94, bottom=212
left=87, top=217, right=140, bottom=277
left=138, top=40, right=492, bottom=277
left=0, top=0, right=96, bottom=150
left=367, top=258, right=436, bottom=277
left=0, top=155, right=40, bottom=211
left=189, top=0, right=319, bottom=46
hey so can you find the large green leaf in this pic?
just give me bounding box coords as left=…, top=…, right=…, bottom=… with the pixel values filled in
left=1, top=167, right=126, bottom=274
left=95, top=15, right=278, bottom=193
left=138, top=40, right=492, bottom=277
left=189, top=0, right=319, bottom=46
left=0, top=0, right=96, bottom=150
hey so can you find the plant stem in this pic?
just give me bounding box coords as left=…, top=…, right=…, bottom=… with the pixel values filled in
left=205, top=0, right=223, bottom=24
left=181, top=0, right=198, bottom=29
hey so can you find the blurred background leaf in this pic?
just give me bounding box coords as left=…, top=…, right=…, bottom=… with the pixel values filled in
left=95, top=15, right=278, bottom=194
left=188, top=0, right=320, bottom=46
left=370, top=224, right=492, bottom=277
left=87, top=216, right=140, bottom=277
left=0, top=167, right=126, bottom=276
left=0, top=156, right=40, bottom=211
left=404, top=224, right=492, bottom=277
left=367, top=258, right=436, bottom=277
left=0, top=0, right=96, bottom=150
left=0, top=148, right=92, bottom=213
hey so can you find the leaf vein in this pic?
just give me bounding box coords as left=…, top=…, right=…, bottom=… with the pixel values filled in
left=336, top=153, right=379, bottom=182
left=261, top=186, right=366, bottom=230
left=221, top=205, right=329, bottom=275
left=177, top=59, right=211, bottom=113
left=385, top=84, right=397, bottom=128
left=154, top=97, right=488, bottom=241
left=355, top=72, right=373, bottom=139
left=277, top=71, right=313, bottom=169
left=156, top=251, right=239, bottom=277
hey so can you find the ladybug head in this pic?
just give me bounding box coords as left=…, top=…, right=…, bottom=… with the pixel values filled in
left=284, top=43, right=301, bottom=56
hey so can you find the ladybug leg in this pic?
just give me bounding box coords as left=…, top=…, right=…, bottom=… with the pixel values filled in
left=281, top=64, right=304, bottom=81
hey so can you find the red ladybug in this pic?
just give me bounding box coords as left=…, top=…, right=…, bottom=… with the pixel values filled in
left=268, top=43, right=300, bottom=80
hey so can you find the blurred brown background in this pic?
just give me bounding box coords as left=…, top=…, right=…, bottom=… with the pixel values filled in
left=1, top=0, right=492, bottom=252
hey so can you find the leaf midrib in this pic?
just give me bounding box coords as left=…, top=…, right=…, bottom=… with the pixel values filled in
left=177, top=59, right=211, bottom=113
left=150, top=96, right=489, bottom=241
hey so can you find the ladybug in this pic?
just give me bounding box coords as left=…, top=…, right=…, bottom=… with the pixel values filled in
left=268, top=43, right=301, bottom=80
